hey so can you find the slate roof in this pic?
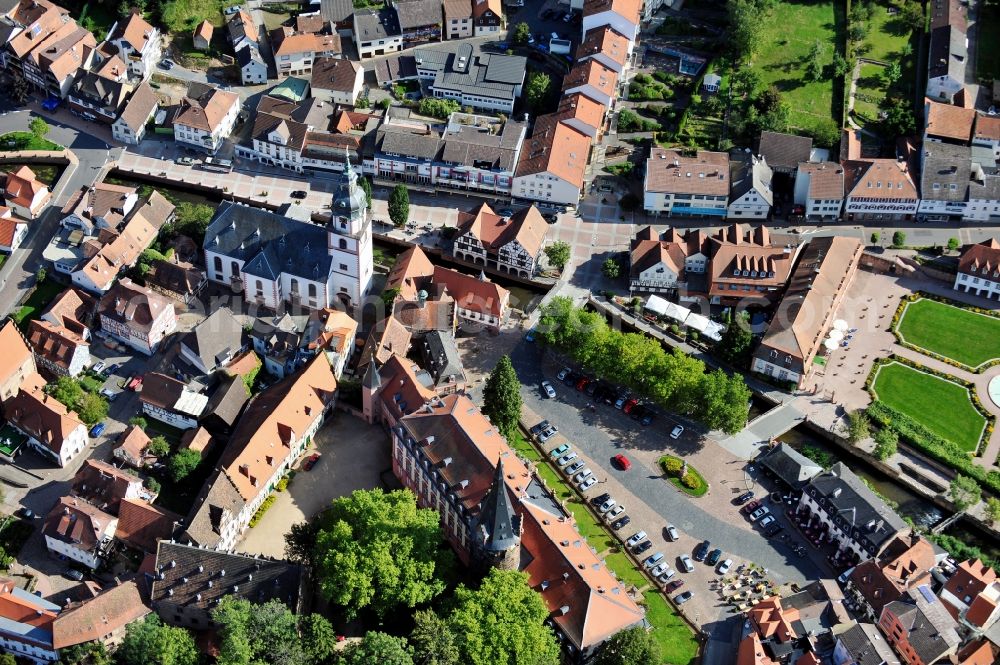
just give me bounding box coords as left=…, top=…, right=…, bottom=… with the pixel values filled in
left=42, top=497, right=114, bottom=554
left=929, top=23, right=966, bottom=83
left=758, top=131, right=813, bottom=171
left=920, top=142, right=971, bottom=202
left=805, top=462, right=908, bottom=555
left=180, top=307, right=244, bottom=372
left=204, top=202, right=333, bottom=282
left=145, top=259, right=204, bottom=299
left=320, top=0, right=353, bottom=22
left=201, top=375, right=249, bottom=432
left=151, top=541, right=304, bottom=612
left=757, top=443, right=822, bottom=488
left=418, top=329, right=465, bottom=388
left=730, top=154, right=774, bottom=206
left=834, top=623, right=899, bottom=665
left=183, top=469, right=244, bottom=547
left=413, top=43, right=526, bottom=100
left=354, top=7, right=400, bottom=42
left=473, top=461, right=520, bottom=552
left=394, top=0, right=442, bottom=29
left=884, top=586, right=961, bottom=663
left=70, top=70, right=132, bottom=117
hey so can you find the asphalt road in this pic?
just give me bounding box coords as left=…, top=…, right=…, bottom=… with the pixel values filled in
left=507, top=339, right=826, bottom=586
left=0, top=108, right=117, bottom=318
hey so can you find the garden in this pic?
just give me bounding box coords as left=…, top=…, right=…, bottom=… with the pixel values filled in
left=659, top=455, right=708, bottom=497
left=869, top=360, right=987, bottom=454
left=894, top=296, right=1000, bottom=370
left=12, top=277, right=64, bottom=329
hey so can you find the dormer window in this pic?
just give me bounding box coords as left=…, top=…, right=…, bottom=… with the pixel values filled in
left=733, top=269, right=739, bottom=276
left=742, top=270, right=749, bottom=277
left=751, top=270, right=757, bottom=277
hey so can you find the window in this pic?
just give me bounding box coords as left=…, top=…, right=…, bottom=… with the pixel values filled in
left=308, top=283, right=317, bottom=298
left=255, top=280, right=264, bottom=297
left=231, top=261, right=240, bottom=277
left=290, top=278, right=299, bottom=294
left=339, top=238, right=347, bottom=249
left=214, top=256, right=223, bottom=273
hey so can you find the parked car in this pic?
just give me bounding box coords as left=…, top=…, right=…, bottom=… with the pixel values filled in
left=718, top=559, right=733, bottom=575
left=579, top=476, right=597, bottom=491
left=734, top=491, right=755, bottom=505
left=562, top=371, right=579, bottom=386
left=670, top=425, right=684, bottom=439
left=64, top=569, right=84, bottom=581
left=542, top=380, right=556, bottom=398
left=632, top=541, right=653, bottom=555
left=623, top=398, right=639, bottom=414
left=99, top=388, right=118, bottom=402
left=614, top=393, right=628, bottom=409
left=625, top=531, right=647, bottom=548
left=556, top=452, right=577, bottom=466
left=303, top=453, right=320, bottom=471
left=531, top=420, right=550, bottom=436
left=764, top=522, right=784, bottom=537
left=643, top=552, right=664, bottom=569
left=611, top=515, right=631, bottom=530
left=664, top=580, right=684, bottom=593
left=538, top=425, right=558, bottom=442
left=758, top=515, right=776, bottom=528
left=574, top=469, right=593, bottom=484
left=88, top=422, right=106, bottom=438
left=612, top=453, right=631, bottom=470
left=575, top=376, right=590, bottom=392
left=562, top=11, right=573, bottom=21
left=675, top=591, right=694, bottom=604
left=656, top=567, right=676, bottom=582
left=606, top=505, right=625, bottom=519
left=16, top=508, right=35, bottom=520
left=291, top=190, right=307, bottom=199
left=591, top=493, right=611, bottom=506
left=91, top=361, right=106, bottom=374
left=524, top=328, right=536, bottom=342
left=598, top=498, right=616, bottom=513
left=557, top=367, right=571, bottom=380
left=705, top=548, right=722, bottom=566
left=651, top=563, right=668, bottom=577
left=565, top=460, right=585, bottom=475
left=679, top=554, right=694, bottom=573
left=694, top=541, right=710, bottom=561
left=749, top=506, right=770, bottom=522
left=741, top=499, right=762, bottom=515
left=549, top=443, right=570, bottom=458
left=665, top=524, right=679, bottom=541
left=499, top=208, right=514, bottom=217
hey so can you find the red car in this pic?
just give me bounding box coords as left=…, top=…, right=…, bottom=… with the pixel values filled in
left=740, top=499, right=762, bottom=515
left=303, top=454, right=320, bottom=471
left=612, top=453, right=632, bottom=471
left=664, top=580, right=684, bottom=593
left=575, top=377, right=591, bottom=391
left=623, top=398, right=639, bottom=414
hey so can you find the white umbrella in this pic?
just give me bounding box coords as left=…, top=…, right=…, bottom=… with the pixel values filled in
left=833, top=319, right=849, bottom=332
left=824, top=338, right=839, bottom=351
left=828, top=329, right=845, bottom=342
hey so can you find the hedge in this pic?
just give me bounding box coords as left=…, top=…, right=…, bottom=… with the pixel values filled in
left=248, top=494, right=277, bottom=527
left=866, top=400, right=1000, bottom=495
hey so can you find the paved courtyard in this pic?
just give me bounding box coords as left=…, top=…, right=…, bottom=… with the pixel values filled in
left=238, top=413, right=391, bottom=558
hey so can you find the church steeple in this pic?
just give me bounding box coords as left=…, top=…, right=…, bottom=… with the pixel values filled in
left=472, top=459, right=521, bottom=571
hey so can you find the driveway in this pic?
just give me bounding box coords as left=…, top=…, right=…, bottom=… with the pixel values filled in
left=237, top=412, right=392, bottom=558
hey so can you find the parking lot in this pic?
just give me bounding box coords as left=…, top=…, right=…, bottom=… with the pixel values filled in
left=506, top=335, right=827, bottom=638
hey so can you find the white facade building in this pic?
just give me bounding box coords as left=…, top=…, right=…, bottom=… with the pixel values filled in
left=172, top=86, right=241, bottom=154
left=793, top=162, right=844, bottom=220
left=110, top=11, right=162, bottom=81
left=727, top=154, right=773, bottom=220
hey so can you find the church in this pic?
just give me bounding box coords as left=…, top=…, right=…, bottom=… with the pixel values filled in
left=202, top=160, right=373, bottom=309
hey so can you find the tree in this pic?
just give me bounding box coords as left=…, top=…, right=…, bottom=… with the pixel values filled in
left=76, top=393, right=108, bottom=426
left=388, top=185, right=410, bottom=228
left=213, top=597, right=304, bottom=665
left=168, top=448, right=201, bottom=482
left=145, top=477, right=161, bottom=494
left=697, top=369, right=752, bottom=435
left=601, top=257, right=622, bottom=280
left=882, top=62, right=901, bottom=87
left=719, top=312, right=753, bottom=367
left=543, top=241, right=571, bottom=269
left=846, top=410, right=871, bottom=444
left=117, top=616, right=198, bottom=665
left=359, top=176, right=373, bottom=210
left=147, top=436, right=170, bottom=458
left=525, top=71, right=552, bottom=113
left=727, top=0, right=766, bottom=60
left=831, top=53, right=852, bottom=79
left=284, top=520, right=320, bottom=565
left=809, top=118, right=841, bottom=149
left=482, top=355, right=522, bottom=441
left=163, top=201, right=214, bottom=244
left=947, top=237, right=960, bottom=252
left=512, top=21, right=531, bottom=45
left=0, top=654, right=14, bottom=665
left=128, top=416, right=148, bottom=430
left=870, top=232, right=880, bottom=245
left=57, top=640, right=111, bottom=665
left=302, top=614, right=339, bottom=665
left=595, top=626, right=661, bottom=665
left=873, top=428, right=898, bottom=461
left=900, top=1, right=925, bottom=31
left=49, top=376, right=84, bottom=410
left=892, top=231, right=906, bottom=248
left=949, top=475, right=981, bottom=511
left=445, top=569, right=560, bottom=665
left=29, top=117, right=49, bottom=140
left=337, top=632, right=413, bottom=665
left=381, top=286, right=401, bottom=307
left=731, top=68, right=761, bottom=98
left=410, top=609, right=460, bottom=665
left=986, top=497, right=1000, bottom=525
left=806, top=40, right=825, bottom=82
left=314, top=488, right=454, bottom=619
left=36, top=266, right=47, bottom=283
left=880, top=98, right=916, bottom=138
left=417, top=98, right=461, bottom=119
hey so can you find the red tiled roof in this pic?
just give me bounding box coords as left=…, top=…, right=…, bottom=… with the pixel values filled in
left=431, top=265, right=508, bottom=319
left=51, top=580, right=149, bottom=649
left=116, top=498, right=180, bottom=553
left=958, top=238, right=1000, bottom=274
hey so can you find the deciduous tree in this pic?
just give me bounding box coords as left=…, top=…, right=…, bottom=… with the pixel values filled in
left=314, top=488, right=453, bottom=619
left=601, top=257, right=622, bottom=280
left=892, top=231, right=906, bottom=248
left=950, top=474, right=981, bottom=511
left=482, top=355, right=522, bottom=441
left=512, top=22, right=531, bottom=45
left=986, top=497, right=1000, bottom=525
left=410, top=609, right=460, bottom=665
left=168, top=448, right=201, bottom=482
left=337, top=632, right=413, bottom=665
left=29, top=117, right=49, bottom=140
left=76, top=393, right=108, bottom=427
left=595, top=626, right=661, bottom=665
left=847, top=411, right=871, bottom=444
left=873, top=428, right=898, bottom=461
left=147, top=436, right=170, bottom=458
left=718, top=312, right=753, bottom=367
left=525, top=71, right=552, bottom=113
left=388, top=185, right=409, bottom=228
left=117, top=616, right=198, bottom=665
left=543, top=241, right=570, bottom=269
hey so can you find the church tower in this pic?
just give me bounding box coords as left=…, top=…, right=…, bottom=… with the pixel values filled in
left=471, top=459, right=521, bottom=572
left=327, top=152, right=373, bottom=309
left=361, top=361, right=381, bottom=424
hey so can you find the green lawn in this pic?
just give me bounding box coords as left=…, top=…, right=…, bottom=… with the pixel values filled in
left=977, top=0, right=1000, bottom=80
left=897, top=298, right=1000, bottom=368
left=73, top=1, right=120, bottom=36
left=0, top=132, right=62, bottom=152
left=864, top=1, right=916, bottom=63
left=871, top=362, right=986, bottom=452
left=853, top=62, right=885, bottom=122
left=754, top=0, right=839, bottom=132
left=605, top=551, right=650, bottom=590
left=13, top=279, right=65, bottom=329
left=643, top=591, right=699, bottom=665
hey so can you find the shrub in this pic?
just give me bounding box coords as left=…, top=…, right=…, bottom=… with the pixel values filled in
left=249, top=494, right=277, bottom=527
left=662, top=457, right=683, bottom=475
left=680, top=473, right=699, bottom=489
left=276, top=476, right=289, bottom=492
